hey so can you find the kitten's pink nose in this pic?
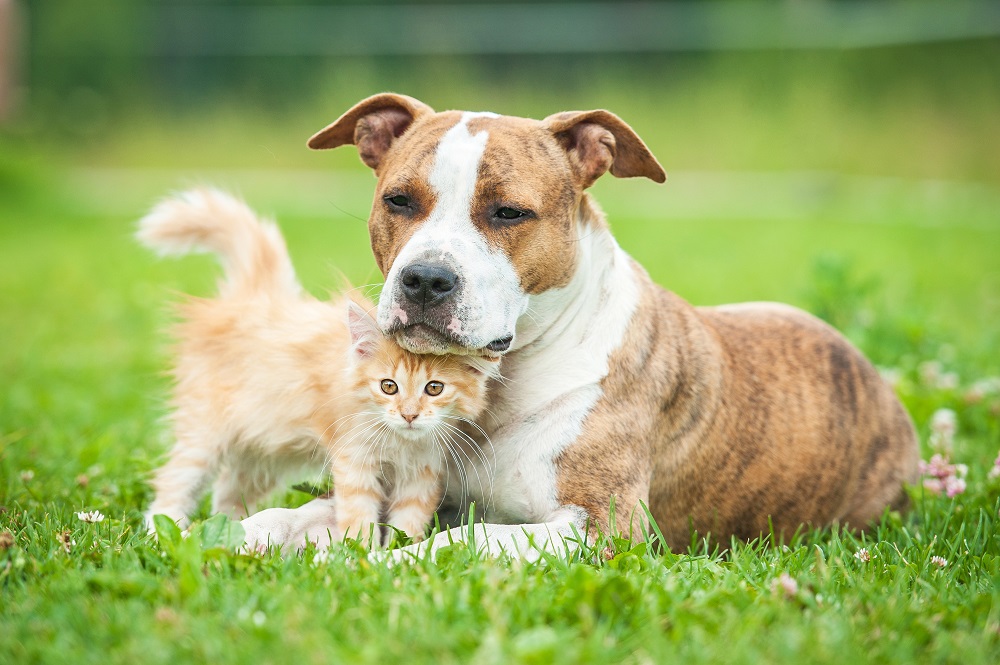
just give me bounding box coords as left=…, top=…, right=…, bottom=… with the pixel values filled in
left=402, top=414, right=418, bottom=424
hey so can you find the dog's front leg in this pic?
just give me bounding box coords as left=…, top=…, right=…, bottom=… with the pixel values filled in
left=240, top=495, right=340, bottom=552
left=387, top=506, right=588, bottom=563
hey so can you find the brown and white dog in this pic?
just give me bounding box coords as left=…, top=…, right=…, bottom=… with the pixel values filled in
left=240, top=93, right=919, bottom=557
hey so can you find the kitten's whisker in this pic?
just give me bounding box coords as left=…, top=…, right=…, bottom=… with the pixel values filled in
left=333, top=419, right=387, bottom=473
left=434, top=427, right=469, bottom=512
left=438, top=427, right=491, bottom=513
left=321, top=410, right=385, bottom=442
left=437, top=421, right=495, bottom=477
left=438, top=416, right=498, bottom=477
left=323, top=416, right=382, bottom=463
left=428, top=428, right=456, bottom=515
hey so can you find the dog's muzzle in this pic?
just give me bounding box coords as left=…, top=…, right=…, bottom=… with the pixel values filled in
left=384, top=260, right=514, bottom=356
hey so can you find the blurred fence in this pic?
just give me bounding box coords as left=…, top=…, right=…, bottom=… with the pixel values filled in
left=0, top=0, right=19, bottom=120
left=11, top=0, right=1000, bottom=121
left=147, top=1, right=1000, bottom=55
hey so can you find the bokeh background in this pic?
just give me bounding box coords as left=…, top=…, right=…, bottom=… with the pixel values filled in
left=1, top=0, right=999, bottom=495
left=3, top=5, right=1000, bottom=662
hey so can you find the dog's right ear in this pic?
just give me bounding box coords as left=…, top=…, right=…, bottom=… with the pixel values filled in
left=308, top=93, right=435, bottom=170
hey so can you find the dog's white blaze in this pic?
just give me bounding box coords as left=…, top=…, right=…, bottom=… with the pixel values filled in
left=450, top=224, right=641, bottom=522
left=377, top=112, right=528, bottom=347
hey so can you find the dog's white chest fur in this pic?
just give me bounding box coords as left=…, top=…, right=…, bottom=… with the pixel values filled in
left=448, top=228, right=641, bottom=522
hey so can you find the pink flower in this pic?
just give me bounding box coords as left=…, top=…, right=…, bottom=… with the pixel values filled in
left=944, top=476, right=967, bottom=498
left=772, top=572, right=799, bottom=598
left=988, top=451, right=1000, bottom=480
left=918, top=453, right=967, bottom=497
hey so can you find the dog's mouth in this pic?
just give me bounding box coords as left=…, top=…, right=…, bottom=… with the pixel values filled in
left=390, top=323, right=512, bottom=357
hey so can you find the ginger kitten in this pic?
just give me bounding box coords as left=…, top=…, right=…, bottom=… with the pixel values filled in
left=139, top=189, right=496, bottom=545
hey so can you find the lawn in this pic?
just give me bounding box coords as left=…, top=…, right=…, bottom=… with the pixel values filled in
left=2, top=70, right=1000, bottom=662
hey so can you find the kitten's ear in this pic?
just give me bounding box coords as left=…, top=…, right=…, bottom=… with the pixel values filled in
left=347, top=301, right=381, bottom=358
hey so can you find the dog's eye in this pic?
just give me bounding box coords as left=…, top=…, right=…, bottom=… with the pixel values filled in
left=425, top=381, right=444, bottom=396
left=495, top=207, right=527, bottom=221
left=380, top=379, right=398, bottom=395
left=384, top=194, right=411, bottom=209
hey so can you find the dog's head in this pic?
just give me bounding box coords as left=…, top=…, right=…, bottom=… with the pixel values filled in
left=310, top=93, right=665, bottom=356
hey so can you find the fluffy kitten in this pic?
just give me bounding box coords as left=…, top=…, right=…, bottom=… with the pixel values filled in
left=139, top=189, right=495, bottom=545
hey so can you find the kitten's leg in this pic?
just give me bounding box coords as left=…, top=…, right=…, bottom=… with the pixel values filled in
left=333, top=462, right=384, bottom=547
left=211, top=465, right=276, bottom=520
left=386, top=465, right=443, bottom=543
left=145, top=440, right=218, bottom=531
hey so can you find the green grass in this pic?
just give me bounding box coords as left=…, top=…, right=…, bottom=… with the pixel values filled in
left=3, top=97, right=1000, bottom=662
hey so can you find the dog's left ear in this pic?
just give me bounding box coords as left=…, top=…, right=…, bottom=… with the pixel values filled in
left=308, top=93, right=435, bottom=170
left=543, top=110, right=666, bottom=188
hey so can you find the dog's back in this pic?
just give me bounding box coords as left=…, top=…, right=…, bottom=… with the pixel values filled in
left=667, top=300, right=919, bottom=544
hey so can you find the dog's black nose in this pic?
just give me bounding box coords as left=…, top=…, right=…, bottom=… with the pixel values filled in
left=400, top=264, right=458, bottom=307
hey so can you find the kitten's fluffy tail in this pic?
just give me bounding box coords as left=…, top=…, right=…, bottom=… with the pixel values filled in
left=137, top=188, right=301, bottom=298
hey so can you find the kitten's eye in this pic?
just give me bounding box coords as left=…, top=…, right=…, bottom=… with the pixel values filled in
left=380, top=379, right=398, bottom=395
left=424, top=381, right=444, bottom=396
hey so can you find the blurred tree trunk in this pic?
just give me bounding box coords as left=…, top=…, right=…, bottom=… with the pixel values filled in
left=0, top=0, right=19, bottom=123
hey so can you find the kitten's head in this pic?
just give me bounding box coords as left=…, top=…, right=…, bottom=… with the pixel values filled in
left=347, top=301, right=498, bottom=440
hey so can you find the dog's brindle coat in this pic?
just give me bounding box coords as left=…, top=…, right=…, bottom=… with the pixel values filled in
left=240, top=94, right=919, bottom=556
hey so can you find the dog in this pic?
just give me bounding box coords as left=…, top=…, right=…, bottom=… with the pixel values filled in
left=240, top=93, right=919, bottom=558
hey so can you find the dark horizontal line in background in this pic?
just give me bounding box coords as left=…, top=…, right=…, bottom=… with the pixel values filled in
left=145, top=1, right=1000, bottom=56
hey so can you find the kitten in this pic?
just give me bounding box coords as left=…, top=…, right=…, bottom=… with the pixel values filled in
left=139, top=189, right=496, bottom=545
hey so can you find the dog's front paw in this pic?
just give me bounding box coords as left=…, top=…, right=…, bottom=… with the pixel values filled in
left=240, top=507, right=298, bottom=553
left=240, top=504, right=341, bottom=554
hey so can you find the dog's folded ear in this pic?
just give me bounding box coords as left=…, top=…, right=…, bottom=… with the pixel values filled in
left=543, top=110, right=666, bottom=188
left=308, top=93, right=435, bottom=170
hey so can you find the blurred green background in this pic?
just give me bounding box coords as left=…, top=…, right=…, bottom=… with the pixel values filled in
left=1, top=0, right=999, bottom=411
left=4, top=6, right=1000, bottom=662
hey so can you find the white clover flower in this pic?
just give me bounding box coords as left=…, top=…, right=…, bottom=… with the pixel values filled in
left=918, top=361, right=943, bottom=387
left=930, top=409, right=957, bottom=436
left=928, top=408, right=957, bottom=454
left=854, top=548, right=872, bottom=563
left=877, top=367, right=903, bottom=389
left=76, top=510, right=106, bottom=523
left=930, top=556, right=948, bottom=568
left=939, top=373, right=959, bottom=390
left=57, top=530, right=75, bottom=554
